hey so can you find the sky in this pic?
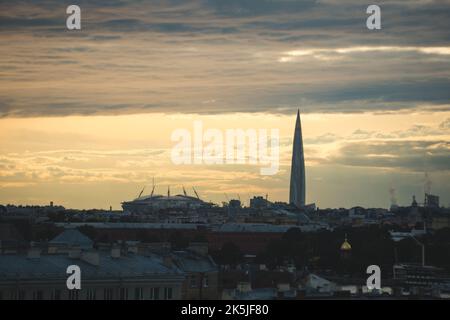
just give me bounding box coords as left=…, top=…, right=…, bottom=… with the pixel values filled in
left=0, top=0, right=449, bottom=209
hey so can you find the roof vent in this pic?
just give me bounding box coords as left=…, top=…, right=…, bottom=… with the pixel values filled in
left=111, top=247, right=121, bottom=259
left=27, top=248, right=41, bottom=259
left=81, top=251, right=100, bottom=266
left=68, top=248, right=82, bottom=259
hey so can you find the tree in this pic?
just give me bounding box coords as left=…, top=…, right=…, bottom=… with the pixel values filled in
left=212, top=242, right=242, bottom=267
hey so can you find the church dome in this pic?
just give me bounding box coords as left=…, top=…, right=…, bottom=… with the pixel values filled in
left=340, top=235, right=352, bottom=251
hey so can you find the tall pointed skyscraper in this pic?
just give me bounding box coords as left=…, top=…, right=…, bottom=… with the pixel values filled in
left=289, top=109, right=306, bottom=208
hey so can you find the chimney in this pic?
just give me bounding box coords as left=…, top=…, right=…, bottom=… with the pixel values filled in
left=81, top=251, right=100, bottom=266
left=27, top=248, right=41, bottom=259
left=237, top=282, right=251, bottom=293
left=163, top=255, right=173, bottom=268
left=128, top=244, right=138, bottom=254
left=68, top=247, right=82, bottom=259
left=111, top=247, right=121, bottom=259
left=187, top=242, right=209, bottom=256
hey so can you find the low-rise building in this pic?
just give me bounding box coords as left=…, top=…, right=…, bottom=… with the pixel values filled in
left=0, top=249, right=185, bottom=300
left=171, top=243, right=219, bottom=300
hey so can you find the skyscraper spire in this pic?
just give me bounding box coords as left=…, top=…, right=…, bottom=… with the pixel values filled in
left=289, top=109, right=306, bottom=208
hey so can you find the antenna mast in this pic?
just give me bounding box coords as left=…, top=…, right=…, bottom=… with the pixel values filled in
left=150, top=177, right=155, bottom=197
left=138, top=186, right=145, bottom=198
left=192, top=187, right=200, bottom=200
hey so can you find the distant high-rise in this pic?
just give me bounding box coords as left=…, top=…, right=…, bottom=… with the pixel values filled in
left=289, top=110, right=306, bottom=208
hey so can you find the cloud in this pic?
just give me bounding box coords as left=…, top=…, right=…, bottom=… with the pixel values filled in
left=328, top=140, right=450, bottom=172
left=440, top=118, right=450, bottom=129
left=300, top=120, right=450, bottom=145
left=0, top=0, right=450, bottom=116
left=279, top=46, right=450, bottom=62
left=304, top=132, right=339, bottom=144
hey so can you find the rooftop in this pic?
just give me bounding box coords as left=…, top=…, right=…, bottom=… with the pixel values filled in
left=0, top=251, right=184, bottom=280
left=50, top=229, right=93, bottom=249
left=54, top=222, right=329, bottom=233
left=171, top=251, right=217, bottom=273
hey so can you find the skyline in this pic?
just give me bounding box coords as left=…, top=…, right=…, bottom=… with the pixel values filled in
left=289, top=110, right=306, bottom=208
left=0, top=111, right=448, bottom=210
left=0, top=1, right=449, bottom=209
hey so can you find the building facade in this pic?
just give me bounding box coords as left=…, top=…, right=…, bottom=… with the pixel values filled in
left=0, top=250, right=185, bottom=300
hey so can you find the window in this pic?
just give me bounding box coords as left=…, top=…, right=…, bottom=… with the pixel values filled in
left=164, top=287, right=173, bottom=300
left=11, top=290, right=25, bottom=300
left=149, top=287, right=159, bottom=300
left=33, top=290, right=43, bottom=300
left=86, top=289, right=96, bottom=300
left=134, top=288, right=143, bottom=300
left=190, top=275, right=197, bottom=288
left=51, top=289, right=61, bottom=300
left=12, top=290, right=25, bottom=300
left=68, top=290, right=79, bottom=300
left=203, top=275, right=209, bottom=288
left=104, top=288, right=113, bottom=300
left=120, top=288, right=128, bottom=300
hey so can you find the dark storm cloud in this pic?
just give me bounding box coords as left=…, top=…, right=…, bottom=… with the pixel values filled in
left=328, top=140, right=450, bottom=172
left=3, top=0, right=450, bottom=42
left=207, top=0, right=317, bottom=16
left=1, top=0, right=450, bottom=117
left=0, top=99, right=176, bottom=118
left=0, top=17, right=63, bottom=28
left=305, top=78, right=450, bottom=105
left=97, top=18, right=240, bottom=34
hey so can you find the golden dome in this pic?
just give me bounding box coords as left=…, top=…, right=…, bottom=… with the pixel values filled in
left=340, top=234, right=352, bottom=251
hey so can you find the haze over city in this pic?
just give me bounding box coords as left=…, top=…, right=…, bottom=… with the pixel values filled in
left=0, top=0, right=449, bottom=209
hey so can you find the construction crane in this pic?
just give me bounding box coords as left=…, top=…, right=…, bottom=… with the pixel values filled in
left=137, top=186, right=145, bottom=198
left=150, top=177, right=155, bottom=197
left=192, top=187, right=200, bottom=200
